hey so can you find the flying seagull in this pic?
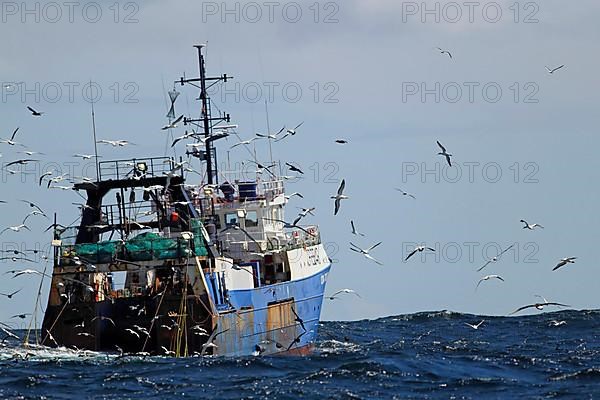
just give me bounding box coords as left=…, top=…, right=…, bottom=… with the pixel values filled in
left=350, top=220, right=365, bottom=237
left=553, top=257, right=577, bottom=271
left=327, top=289, right=361, bottom=300
left=436, top=47, right=453, bottom=59
left=520, top=219, right=544, bottom=230
left=230, top=138, right=258, bottom=149
left=20, top=200, right=44, bottom=213
left=286, top=331, right=307, bottom=351
left=545, top=65, right=565, bottom=74
left=0, top=224, right=31, bottom=235
left=171, top=130, right=201, bottom=147
left=331, top=179, right=348, bottom=215
left=349, top=242, right=383, bottom=265
left=256, top=126, right=285, bottom=140
left=395, top=188, right=416, bottom=199
left=39, top=171, right=53, bottom=186
left=405, top=245, right=435, bottom=261
left=200, top=325, right=230, bottom=356
left=477, top=244, right=514, bottom=272
left=293, top=207, right=316, bottom=226
left=335, top=139, right=348, bottom=144
left=4, top=159, right=38, bottom=168
left=509, top=299, right=570, bottom=315
left=27, top=106, right=44, bottom=116
left=0, top=127, right=22, bottom=146
left=161, top=114, right=184, bottom=130
left=476, top=275, right=505, bottom=291
left=73, top=154, right=101, bottom=160
left=0, top=288, right=22, bottom=299
left=549, top=320, right=567, bottom=327
left=285, top=162, right=304, bottom=175
left=437, top=141, right=452, bottom=167
left=291, top=306, right=306, bottom=332
left=276, top=122, right=304, bottom=141
left=97, top=139, right=133, bottom=147
left=465, top=320, right=485, bottom=330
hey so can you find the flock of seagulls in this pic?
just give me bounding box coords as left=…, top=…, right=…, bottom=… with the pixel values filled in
left=0, top=46, right=579, bottom=352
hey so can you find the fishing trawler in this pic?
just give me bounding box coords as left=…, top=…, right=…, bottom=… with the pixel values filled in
left=40, top=45, right=331, bottom=357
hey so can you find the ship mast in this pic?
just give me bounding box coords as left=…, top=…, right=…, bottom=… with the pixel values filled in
left=178, top=44, right=232, bottom=185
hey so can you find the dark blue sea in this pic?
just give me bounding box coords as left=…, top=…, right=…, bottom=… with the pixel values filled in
left=1, top=310, right=599, bottom=399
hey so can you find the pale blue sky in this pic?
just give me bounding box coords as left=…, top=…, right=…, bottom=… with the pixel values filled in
left=1, top=0, right=599, bottom=323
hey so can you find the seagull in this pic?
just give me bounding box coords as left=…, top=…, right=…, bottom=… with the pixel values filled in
left=349, top=242, right=383, bottom=265
left=436, top=141, right=452, bottom=167
left=39, top=171, right=53, bottom=186
left=20, top=150, right=45, bottom=156
left=509, top=299, right=570, bottom=315
left=256, top=126, right=285, bottom=140
left=436, top=47, right=453, bottom=59
left=97, top=139, right=133, bottom=147
left=0, top=224, right=31, bottom=235
left=331, top=179, right=348, bottom=215
left=477, top=244, right=514, bottom=272
left=91, top=316, right=116, bottom=326
left=335, top=139, right=348, bottom=144
left=22, top=210, right=48, bottom=224
left=77, top=332, right=95, bottom=338
left=11, top=313, right=31, bottom=319
left=7, top=269, right=48, bottom=278
left=395, top=188, right=416, bottom=199
left=276, top=122, right=304, bottom=141
left=73, top=154, right=101, bottom=160
left=286, top=122, right=303, bottom=135
left=465, top=320, right=485, bottom=330
left=4, top=159, right=38, bottom=168
left=476, top=275, right=505, bottom=291
left=553, top=257, right=577, bottom=271
left=200, top=325, right=230, bottom=356
left=350, top=220, right=365, bottom=237
left=405, top=245, right=435, bottom=261
left=286, top=331, right=307, bottom=351
left=549, top=320, right=567, bottom=327
left=285, top=162, right=304, bottom=175
left=520, top=219, right=544, bottom=230
left=161, top=346, right=176, bottom=356
left=171, top=130, right=201, bottom=147
left=27, top=106, right=44, bottom=116
left=20, top=200, right=44, bottom=214
left=161, top=114, right=184, bottom=130
left=285, top=192, right=304, bottom=200
left=545, top=65, right=565, bottom=74
left=124, top=328, right=140, bottom=339
left=327, top=289, right=361, bottom=300
left=291, top=306, right=306, bottom=332
left=247, top=160, right=277, bottom=178
left=0, top=127, right=22, bottom=146
left=230, top=138, right=258, bottom=149
left=293, top=207, right=316, bottom=225
left=133, top=325, right=150, bottom=337
left=0, top=288, right=22, bottom=299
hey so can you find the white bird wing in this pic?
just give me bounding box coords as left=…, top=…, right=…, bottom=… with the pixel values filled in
left=364, top=253, right=383, bottom=265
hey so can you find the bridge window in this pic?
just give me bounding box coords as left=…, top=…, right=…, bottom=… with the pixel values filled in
left=225, top=213, right=238, bottom=227
left=246, top=211, right=258, bottom=227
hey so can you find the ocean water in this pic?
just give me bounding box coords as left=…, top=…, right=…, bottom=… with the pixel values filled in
left=1, top=310, right=599, bottom=399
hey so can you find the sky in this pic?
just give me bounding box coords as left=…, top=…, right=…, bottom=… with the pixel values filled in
left=1, top=0, right=599, bottom=323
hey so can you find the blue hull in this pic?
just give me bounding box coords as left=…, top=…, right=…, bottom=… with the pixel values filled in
left=210, top=266, right=331, bottom=356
